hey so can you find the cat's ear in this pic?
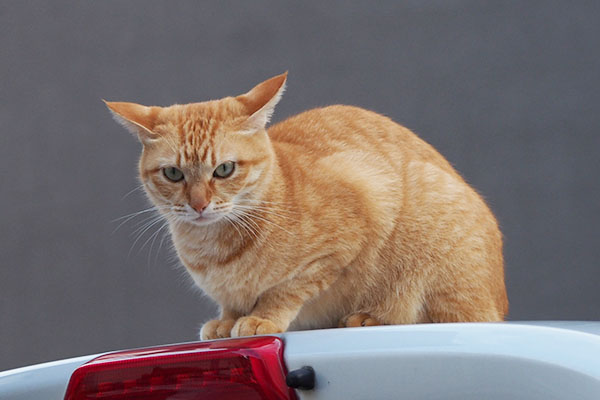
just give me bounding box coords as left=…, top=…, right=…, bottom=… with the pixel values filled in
left=236, top=72, right=287, bottom=132
left=104, top=100, right=161, bottom=144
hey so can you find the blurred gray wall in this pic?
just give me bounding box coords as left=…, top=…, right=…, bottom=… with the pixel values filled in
left=1, top=1, right=599, bottom=371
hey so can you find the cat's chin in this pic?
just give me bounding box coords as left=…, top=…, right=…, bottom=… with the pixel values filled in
left=184, top=215, right=223, bottom=227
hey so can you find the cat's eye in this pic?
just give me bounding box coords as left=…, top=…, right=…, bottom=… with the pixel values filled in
left=163, top=167, right=184, bottom=182
left=213, top=161, right=235, bottom=179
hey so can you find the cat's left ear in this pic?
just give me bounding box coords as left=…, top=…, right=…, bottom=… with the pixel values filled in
left=104, top=100, right=161, bottom=144
left=236, top=72, right=287, bottom=131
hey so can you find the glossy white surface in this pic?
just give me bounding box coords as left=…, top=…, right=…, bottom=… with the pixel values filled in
left=0, top=354, right=98, bottom=400
left=283, top=322, right=600, bottom=400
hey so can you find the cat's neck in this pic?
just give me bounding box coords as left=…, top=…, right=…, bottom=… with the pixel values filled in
left=169, top=217, right=247, bottom=264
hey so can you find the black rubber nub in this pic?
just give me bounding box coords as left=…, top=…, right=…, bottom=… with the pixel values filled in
left=286, top=366, right=315, bottom=390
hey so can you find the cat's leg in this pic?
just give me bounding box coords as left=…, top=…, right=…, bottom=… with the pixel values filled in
left=424, top=226, right=507, bottom=322
left=425, top=287, right=504, bottom=322
left=200, top=308, right=240, bottom=340
left=338, top=313, right=381, bottom=327
left=231, top=258, right=343, bottom=337
left=354, top=279, right=430, bottom=326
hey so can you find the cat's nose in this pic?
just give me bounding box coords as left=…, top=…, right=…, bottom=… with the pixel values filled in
left=189, top=184, right=211, bottom=214
left=190, top=199, right=209, bottom=214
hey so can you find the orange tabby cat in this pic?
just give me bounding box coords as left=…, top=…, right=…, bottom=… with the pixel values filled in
left=106, top=72, right=508, bottom=340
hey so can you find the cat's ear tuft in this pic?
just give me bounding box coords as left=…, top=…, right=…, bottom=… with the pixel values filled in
left=236, top=72, right=287, bottom=132
left=104, top=100, right=160, bottom=144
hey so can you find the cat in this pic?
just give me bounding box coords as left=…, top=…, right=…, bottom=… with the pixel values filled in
left=106, top=72, right=508, bottom=340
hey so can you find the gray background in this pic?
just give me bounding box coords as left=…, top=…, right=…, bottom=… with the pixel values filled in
left=1, top=1, right=599, bottom=371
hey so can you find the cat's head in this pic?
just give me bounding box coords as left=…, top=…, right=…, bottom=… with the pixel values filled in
left=105, top=73, right=286, bottom=227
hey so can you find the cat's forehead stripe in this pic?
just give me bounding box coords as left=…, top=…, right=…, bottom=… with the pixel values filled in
left=199, top=146, right=209, bottom=165
left=175, top=111, right=223, bottom=165
left=209, top=133, right=216, bottom=165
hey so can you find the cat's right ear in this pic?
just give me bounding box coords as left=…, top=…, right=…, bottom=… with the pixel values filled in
left=104, top=100, right=160, bottom=144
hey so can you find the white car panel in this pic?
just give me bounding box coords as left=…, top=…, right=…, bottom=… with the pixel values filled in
left=0, top=355, right=99, bottom=400
left=283, top=322, right=600, bottom=399
left=1, top=322, right=599, bottom=399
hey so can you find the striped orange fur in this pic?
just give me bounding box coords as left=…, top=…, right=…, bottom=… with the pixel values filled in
left=106, top=72, right=508, bottom=339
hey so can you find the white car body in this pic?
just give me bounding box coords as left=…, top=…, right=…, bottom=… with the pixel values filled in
left=2, top=322, right=600, bottom=399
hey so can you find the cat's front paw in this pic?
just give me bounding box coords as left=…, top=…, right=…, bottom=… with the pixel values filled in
left=230, top=316, right=282, bottom=337
left=338, top=313, right=381, bottom=328
left=200, top=319, right=236, bottom=340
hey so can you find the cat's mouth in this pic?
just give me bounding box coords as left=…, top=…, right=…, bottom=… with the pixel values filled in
left=169, top=203, right=232, bottom=227
left=185, top=213, right=222, bottom=226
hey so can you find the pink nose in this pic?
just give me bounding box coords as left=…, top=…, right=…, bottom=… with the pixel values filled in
left=190, top=199, right=209, bottom=214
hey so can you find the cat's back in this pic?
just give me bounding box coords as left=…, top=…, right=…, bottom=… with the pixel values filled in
left=268, top=105, right=456, bottom=177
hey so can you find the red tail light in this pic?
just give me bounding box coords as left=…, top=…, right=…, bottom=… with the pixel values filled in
left=64, top=336, right=296, bottom=400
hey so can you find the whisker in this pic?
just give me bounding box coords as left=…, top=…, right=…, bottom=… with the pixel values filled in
left=229, top=210, right=261, bottom=240
left=233, top=207, right=295, bottom=236
left=149, top=131, right=180, bottom=154
left=232, top=215, right=258, bottom=240
left=238, top=199, right=293, bottom=205
left=237, top=199, right=296, bottom=209
left=111, top=207, right=162, bottom=223
left=130, top=214, right=165, bottom=235
left=236, top=211, right=262, bottom=234
left=111, top=205, right=172, bottom=233
left=129, top=215, right=166, bottom=257
left=234, top=202, right=295, bottom=212
left=237, top=199, right=298, bottom=211
left=121, top=184, right=145, bottom=200
left=223, top=214, right=244, bottom=241
left=219, top=200, right=299, bottom=224
left=232, top=204, right=297, bottom=221
left=145, top=220, right=170, bottom=263
left=155, top=223, right=172, bottom=265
